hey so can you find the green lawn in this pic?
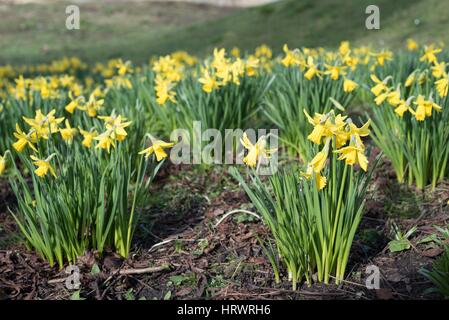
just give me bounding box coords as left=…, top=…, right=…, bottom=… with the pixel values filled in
left=1, top=0, right=447, bottom=65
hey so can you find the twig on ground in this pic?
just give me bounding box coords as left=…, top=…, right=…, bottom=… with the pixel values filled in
left=149, top=238, right=196, bottom=252
left=214, top=209, right=261, bottom=228
left=119, top=264, right=170, bottom=275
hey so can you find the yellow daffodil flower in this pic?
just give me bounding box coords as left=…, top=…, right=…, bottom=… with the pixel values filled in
left=343, top=78, right=358, bottom=92
left=339, top=41, right=351, bottom=56
left=316, top=172, right=327, bottom=190
left=394, top=99, right=412, bottom=117
left=79, top=128, right=98, bottom=148
left=324, top=64, right=346, bottom=80
left=245, top=55, right=259, bottom=77
left=230, top=47, right=241, bottom=58
left=387, top=88, right=401, bottom=106
left=13, top=124, right=38, bottom=153
left=405, top=72, right=416, bottom=87
left=374, top=50, right=393, bottom=66
left=240, top=133, right=277, bottom=168
left=370, top=74, right=390, bottom=96
left=281, top=44, right=301, bottom=67
left=301, top=165, right=327, bottom=190
left=420, top=45, right=442, bottom=64
left=65, top=92, right=85, bottom=114
left=435, top=76, right=449, bottom=97
left=199, top=69, right=219, bottom=93
left=0, top=154, right=6, bottom=175
left=309, top=139, right=330, bottom=173
left=30, top=154, right=57, bottom=178
left=155, top=75, right=177, bottom=105
left=334, top=138, right=368, bottom=171
left=79, top=94, right=104, bottom=117
left=407, top=38, right=418, bottom=51
left=139, top=138, right=175, bottom=161
left=59, top=120, right=77, bottom=143
left=116, top=59, right=133, bottom=76
left=431, top=61, right=446, bottom=79
left=304, top=57, right=321, bottom=80
left=94, top=132, right=116, bottom=153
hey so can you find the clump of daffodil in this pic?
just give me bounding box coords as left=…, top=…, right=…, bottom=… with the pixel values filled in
left=369, top=49, right=448, bottom=190
left=302, top=110, right=370, bottom=190
left=240, top=132, right=277, bottom=169
left=138, top=135, right=174, bottom=161
left=231, top=106, right=374, bottom=290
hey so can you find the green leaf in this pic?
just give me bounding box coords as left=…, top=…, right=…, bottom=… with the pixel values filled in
left=329, top=97, right=346, bottom=111
left=91, top=263, right=101, bottom=275
left=418, top=234, right=439, bottom=244
left=70, top=290, right=85, bottom=300
left=388, top=239, right=411, bottom=253
left=163, top=291, right=172, bottom=300
left=168, top=275, right=189, bottom=286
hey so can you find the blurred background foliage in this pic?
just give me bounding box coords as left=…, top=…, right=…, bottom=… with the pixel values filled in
left=0, top=0, right=447, bottom=64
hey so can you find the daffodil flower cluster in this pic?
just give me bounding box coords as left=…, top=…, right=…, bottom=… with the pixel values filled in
left=198, top=48, right=261, bottom=93
left=152, top=55, right=184, bottom=105
left=370, top=74, right=442, bottom=120
left=95, top=113, right=132, bottom=153
left=302, top=110, right=370, bottom=190
left=0, top=57, right=85, bottom=81
left=7, top=75, right=83, bottom=101
left=9, top=106, right=132, bottom=178
left=65, top=90, right=105, bottom=117
left=280, top=42, right=359, bottom=93
left=403, top=44, right=448, bottom=98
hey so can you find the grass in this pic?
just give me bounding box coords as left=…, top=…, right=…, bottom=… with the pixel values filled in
left=2, top=0, right=449, bottom=65
left=0, top=0, right=236, bottom=64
